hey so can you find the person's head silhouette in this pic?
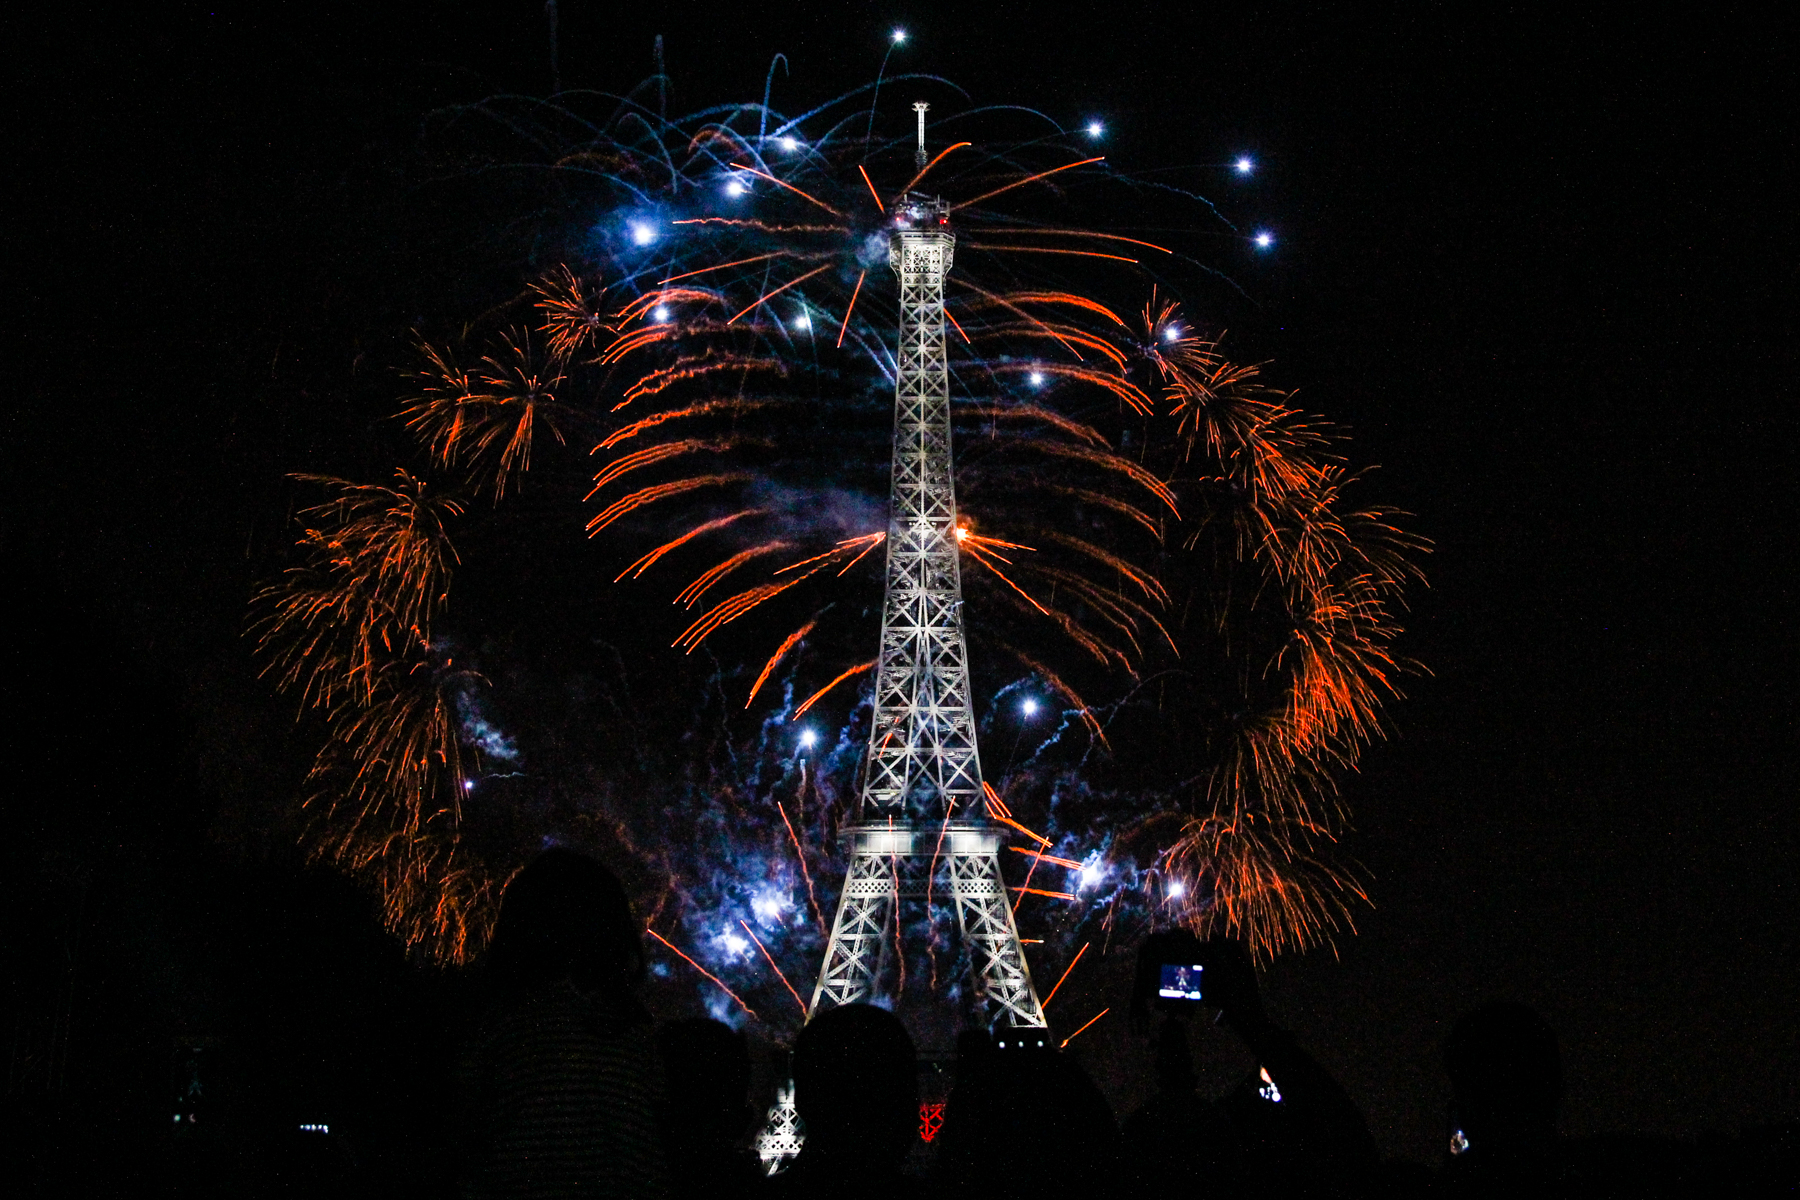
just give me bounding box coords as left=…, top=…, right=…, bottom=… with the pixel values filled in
left=486, top=847, right=645, bottom=1002
left=791, top=1003, right=917, bottom=1170
left=1445, top=1002, right=1562, bottom=1155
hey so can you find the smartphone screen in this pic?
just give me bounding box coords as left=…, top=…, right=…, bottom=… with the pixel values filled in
left=1157, top=962, right=1204, bottom=1001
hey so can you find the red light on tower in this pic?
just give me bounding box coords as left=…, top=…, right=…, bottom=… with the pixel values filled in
left=919, top=1101, right=946, bottom=1143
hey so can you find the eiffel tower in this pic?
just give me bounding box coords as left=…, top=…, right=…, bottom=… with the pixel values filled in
left=805, top=106, right=1047, bottom=1034
left=756, top=105, right=1047, bottom=1176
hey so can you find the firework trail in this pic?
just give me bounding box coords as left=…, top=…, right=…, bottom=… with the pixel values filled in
left=253, top=53, right=1424, bottom=1024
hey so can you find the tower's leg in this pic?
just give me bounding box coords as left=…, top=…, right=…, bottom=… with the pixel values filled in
left=948, top=851, right=1048, bottom=1028
left=808, top=850, right=898, bottom=1012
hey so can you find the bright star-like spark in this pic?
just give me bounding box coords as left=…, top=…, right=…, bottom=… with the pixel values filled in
left=1167, top=880, right=1186, bottom=898
left=1254, top=231, right=1274, bottom=249
left=1235, top=156, right=1254, bottom=174
left=630, top=222, right=655, bottom=246
left=652, top=305, right=671, bottom=322
left=799, top=728, right=818, bottom=748
left=1163, top=326, right=1180, bottom=342
left=891, top=28, right=907, bottom=43
left=779, top=136, right=798, bottom=151
left=1021, top=698, right=1039, bottom=716
left=1028, top=371, right=1045, bottom=386
left=1085, top=121, right=1104, bottom=138
left=794, top=311, right=811, bottom=330
left=726, top=179, right=746, bottom=196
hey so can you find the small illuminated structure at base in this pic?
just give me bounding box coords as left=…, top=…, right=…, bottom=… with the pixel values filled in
left=755, top=1080, right=804, bottom=1175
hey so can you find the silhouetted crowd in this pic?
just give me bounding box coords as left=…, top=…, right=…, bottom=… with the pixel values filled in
left=451, top=849, right=1795, bottom=1198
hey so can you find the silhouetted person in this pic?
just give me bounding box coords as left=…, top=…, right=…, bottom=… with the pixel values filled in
left=1435, top=1002, right=1713, bottom=1198
left=1439, top=1000, right=1561, bottom=1195
left=655, top=1017, right=760, bottom=1199
left=1121, top=1015, right=1244, bottom=1195
left=1126, top=933, right=1377, bottom=1198
left=768, top=1003, right=916, bottom=1199
left=459, top=848, right=667, bottom=1199
left=933, top=1028, right=1121, bottom=1199
left=1208, top=939, right=1378, bottom=1196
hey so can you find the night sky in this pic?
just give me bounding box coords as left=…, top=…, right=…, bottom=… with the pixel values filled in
left=11, top=0, right=1794, bottom=1181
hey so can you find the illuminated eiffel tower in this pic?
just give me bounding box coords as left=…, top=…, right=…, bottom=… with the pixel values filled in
left=757, top=103, right=1046, bottom=1176
left=806, top=104, right=1047, bottom=1033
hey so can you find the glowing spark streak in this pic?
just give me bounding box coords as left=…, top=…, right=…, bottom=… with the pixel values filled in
left=791, top=660, right=875, bottom=720
left=727, top=163, right=845, bottom=217
left=899, top=141, right=972, bottom=193
left=776, top=801, right=825, bottom=935
left=672, top=579, right=802, bottom=650
left=1007, top=845, right=1083, bottom=870
left=671, top=218, right=847, bottom=234
left=1012, top=845, right=1044, bottom=913
left=857, top=165, right=885, bottom=212
left=1044, top=531, right=1171, bottom=604
left=978, top=290, right=1129, bottom=327
left=981, top=780, right=1013, bottom=819
left=965, top=533, right=1038, bottom=555
left=747, top=619, right=816, bottom=707
left=975, top=229, right=1174, bottom=255
left=925, top=809, right=955, bottom=992
left=950, top=156, right=1106, bottom=212
left=837, top=271, right=867, bottom=348
left=944, top=308, right=972, bottom=344
left=617, top=508, right=765, bottom=581
left=836, top=531, right=886, bottom=575
left=588, top=475, right=752, bottom=533
left=962, top=243, right=1139, bottom=264
left=991, top=814, right=1051, bottom=848
left=677, top=542, right=790, bottom=608
left=954, top=279, right=1084, bottom=359
left=728, top=263, right=834, bottom=325
left=1009, top=886, right=1076, bottom=900
left=776, top=532, right=884, bottom=576
left=968, top=403, right=1109, bottom=448
left=1040, top=942, right=1089, bottom=1009
left=961, top=541, right=1050, bottom=615
left=646, top=929, right=758, bottom=1019
left=1059, top=1007, right=1110, bottom=1048
left=658, top=251, right=794, bottom=285
left=590, top=440, right=724, bottom=491
left=1030, top=438, right=1178, bottom=508
left=739, top=920, right=806, bottom=1016
left=600, top=400, right=772, bottom=450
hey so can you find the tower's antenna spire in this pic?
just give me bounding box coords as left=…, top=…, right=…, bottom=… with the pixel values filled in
left=914, top=101, right=929, bottom=169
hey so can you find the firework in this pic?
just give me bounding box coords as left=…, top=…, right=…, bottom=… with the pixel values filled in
left=253, top=58, right=1424, bottom=1013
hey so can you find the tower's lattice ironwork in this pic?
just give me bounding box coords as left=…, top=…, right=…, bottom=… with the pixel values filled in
left=805, top=191, right=1047, bottom=1032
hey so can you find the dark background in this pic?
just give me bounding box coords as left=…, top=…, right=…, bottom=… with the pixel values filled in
left=9, top=0, right=1794, bottom=1185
